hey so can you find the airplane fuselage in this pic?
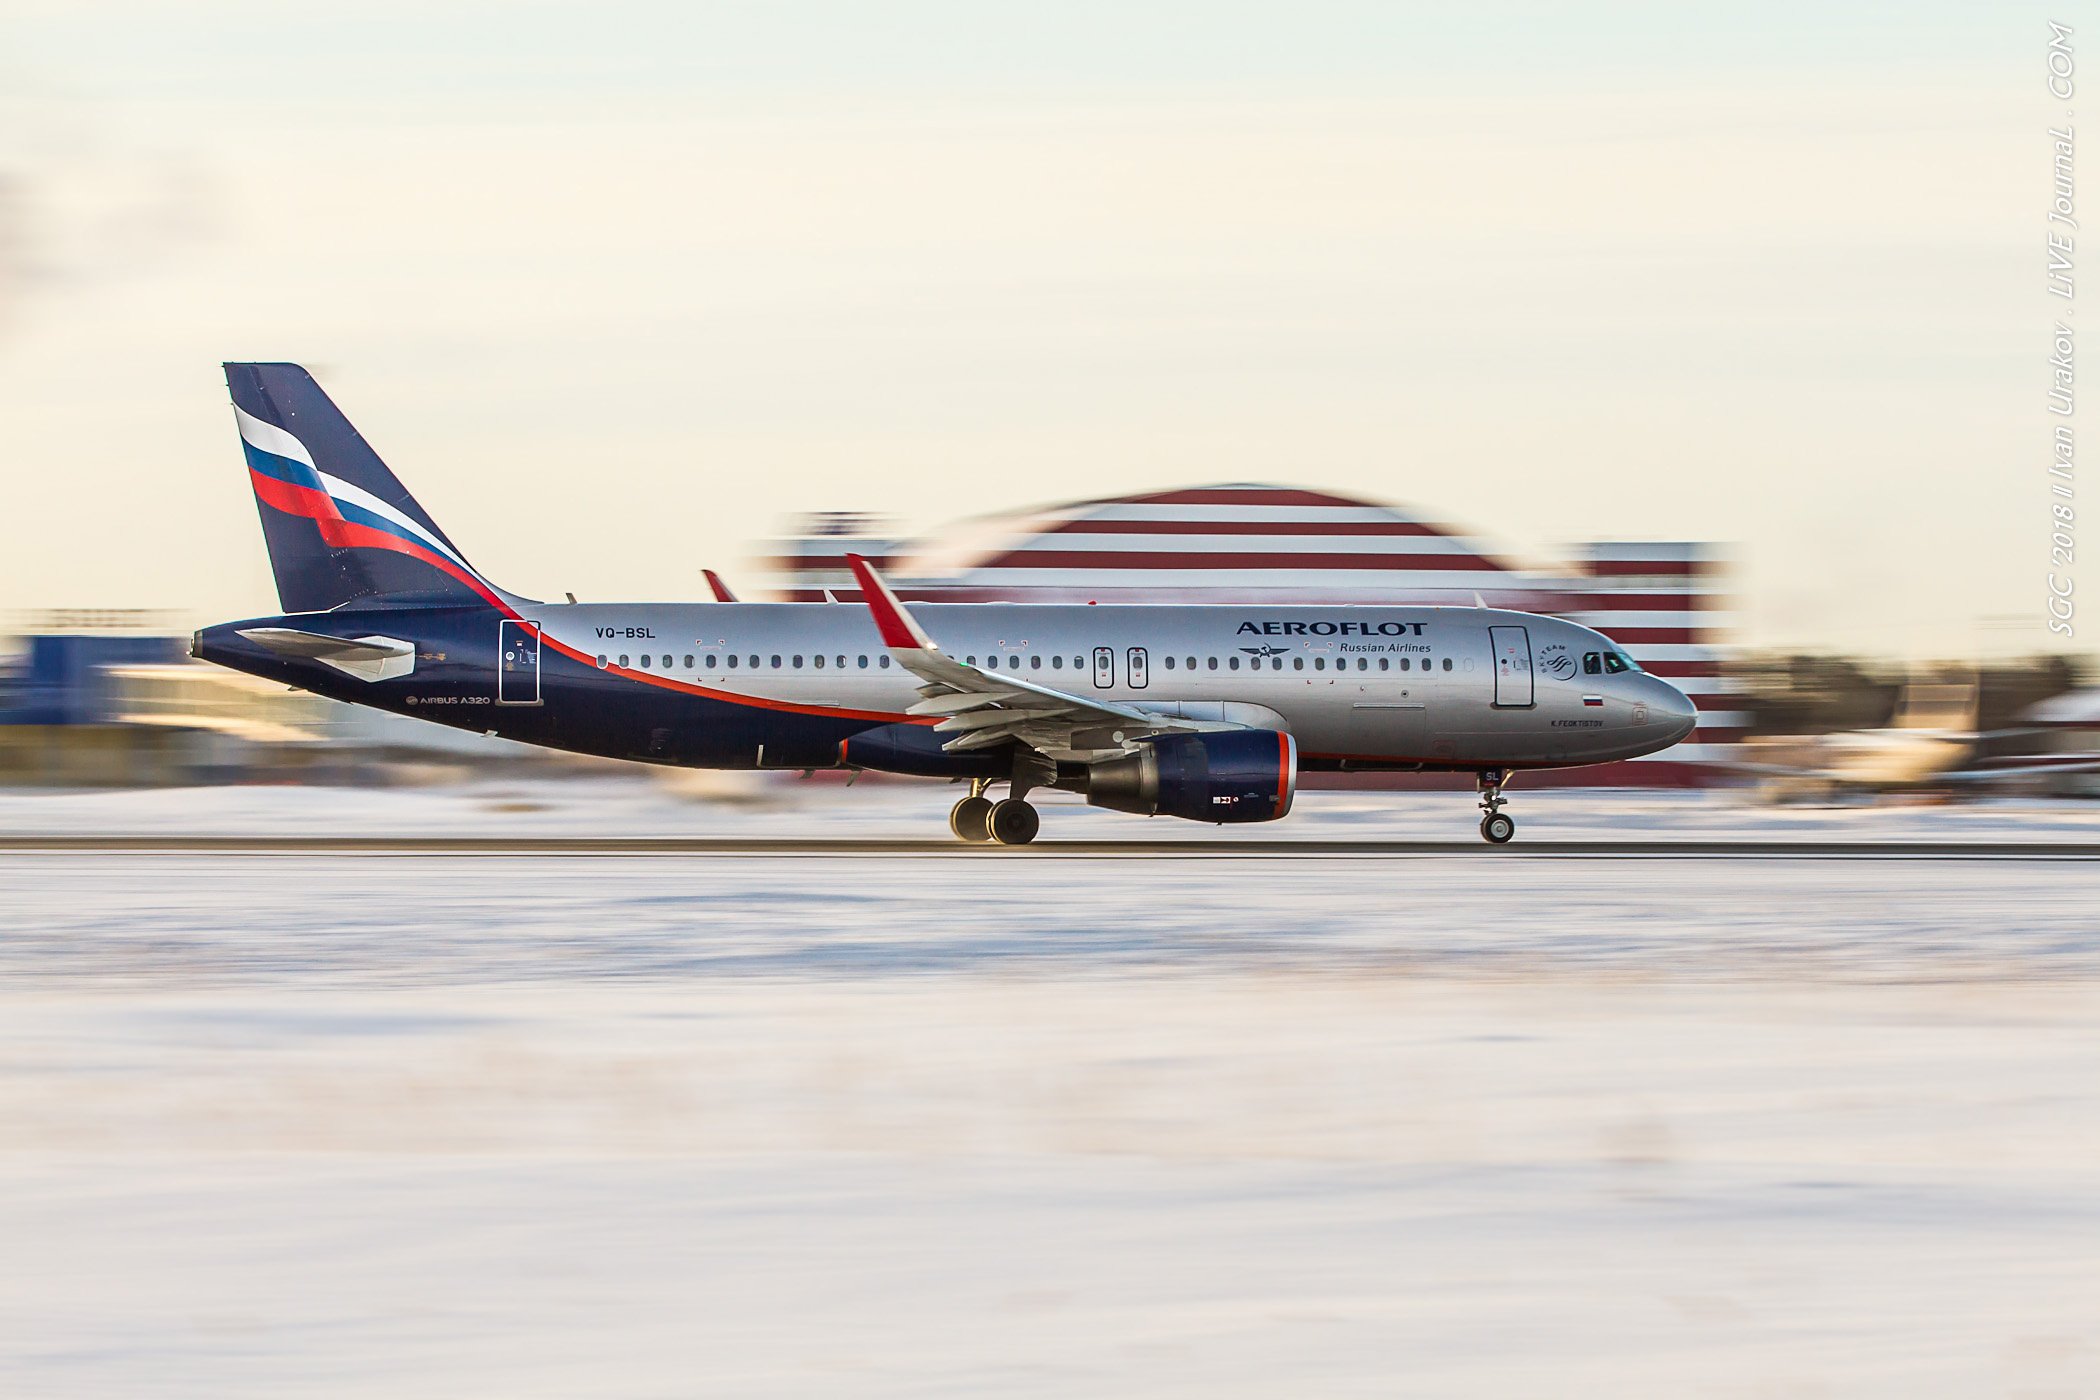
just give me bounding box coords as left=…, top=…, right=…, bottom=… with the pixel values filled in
left=201, top=360, right=1703, bottom=841
left=196, top=599, right=1697, bottom=775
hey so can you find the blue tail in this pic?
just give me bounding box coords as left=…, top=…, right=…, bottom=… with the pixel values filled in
left=226, top=362, right=513, bottom=613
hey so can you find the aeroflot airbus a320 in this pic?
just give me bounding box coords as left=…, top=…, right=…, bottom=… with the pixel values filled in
left=194, top=363, right=1698, bottom=844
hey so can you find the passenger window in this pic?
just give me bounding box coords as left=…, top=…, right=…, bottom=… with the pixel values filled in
left=771, top=655, right=782, bottom=668
left=1163, top=656, right=1174, bottom=670
left=1031, top=655, right=1042, bottom=669
left=879, top=655, right=890, bottom=668
left=596, top=654, right=607, bottom=668
left=1378, top=657, right=1389, bottom=671
left=1229, top=656, right=1240, bottom=670
left=814, top=654, right=825, bottom=668
left=1314, top=657, right=1325, bottom=671
left=663, top=655, right=672, bottom=669
left=1207, top=657, right=1218, bottom=671
left=748, top=655, right=758, bottom=668
left=727, top=654, right=738, bottom=668
left=1442, top=657, right=1452, bottom=671
left=1293, top=657, right=1304, bottom=671
left=618, top=654, right=629, bottom=667
left=639, top=654, right=651, bottom=669
left=858, top=655, right=868, bottom=668
left=1583, top=652, right=1602, bottom=675
left=705, top=654, right=716, bottom=668
left=1358, top=658, right=1368, bottom=671
left=1186, top=656, right=1196, bottom=671
left=1054, top=655, right=1065, bottom=669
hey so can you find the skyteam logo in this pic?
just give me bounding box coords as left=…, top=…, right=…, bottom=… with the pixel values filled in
left=236, top=405, right=496, bottom=604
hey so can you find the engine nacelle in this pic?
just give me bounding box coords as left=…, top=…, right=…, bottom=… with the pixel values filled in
left=1086, top=729, right=1297, bottom=824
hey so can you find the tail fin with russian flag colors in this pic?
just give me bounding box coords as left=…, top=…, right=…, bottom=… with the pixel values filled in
left=225, top=362, right=519, bottom=614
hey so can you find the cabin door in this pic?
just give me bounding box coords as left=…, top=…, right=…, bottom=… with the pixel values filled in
left=1488, top=625, right=1533, bottom=707
left=498, top=620, right=541, bottom=704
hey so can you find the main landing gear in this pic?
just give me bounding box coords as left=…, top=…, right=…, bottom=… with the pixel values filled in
left=949, top=779, right=1040, bottom=846
left=1476, top=768, right=1516, bottom=845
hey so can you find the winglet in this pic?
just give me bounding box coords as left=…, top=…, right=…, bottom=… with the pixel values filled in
left=846, top=554, right=936, bottom=650
left=702, top=568, right=739, bottom=603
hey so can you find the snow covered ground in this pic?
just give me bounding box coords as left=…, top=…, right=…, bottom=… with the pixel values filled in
left=1, top=782, right=2097, bottom=1396
left=7, top=772, right=2100, bottom=842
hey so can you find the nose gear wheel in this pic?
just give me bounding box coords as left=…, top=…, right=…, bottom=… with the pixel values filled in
left=1476, top=769, right=1516, bottom=844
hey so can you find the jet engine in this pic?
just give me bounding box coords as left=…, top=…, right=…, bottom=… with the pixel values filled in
left=1085, top=729, right=1297, bottom=824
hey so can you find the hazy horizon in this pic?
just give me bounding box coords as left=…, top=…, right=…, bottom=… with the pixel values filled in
left=0, top=2, right=2083, bottom=658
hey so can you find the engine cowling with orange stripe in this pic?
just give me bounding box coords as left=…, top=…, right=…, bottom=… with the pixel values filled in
left=1084, top=730, right=1297, bottom=824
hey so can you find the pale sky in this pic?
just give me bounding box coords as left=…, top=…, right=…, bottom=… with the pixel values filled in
left=0, top=1, right=2085, bottom=655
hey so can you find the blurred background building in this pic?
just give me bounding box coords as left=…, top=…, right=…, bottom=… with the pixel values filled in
left=0, top=611, right=573, bottom=787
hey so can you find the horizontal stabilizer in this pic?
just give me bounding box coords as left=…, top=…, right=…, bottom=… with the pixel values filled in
left=237, top=627, right=416, bottom=682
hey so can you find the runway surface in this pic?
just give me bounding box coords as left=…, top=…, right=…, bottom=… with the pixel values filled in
left=5, top=833, right=2099, bottom=858
left=6, top=786, right=2099, bottom=1395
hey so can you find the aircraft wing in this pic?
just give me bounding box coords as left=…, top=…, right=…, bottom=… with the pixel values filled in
left=846, top=554, right=1237, bottom=762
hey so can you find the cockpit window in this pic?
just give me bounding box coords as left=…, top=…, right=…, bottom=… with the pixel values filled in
left=1582, top=652, right=1601, bottom=675
left=1601, top=652, right=1639, bottom=674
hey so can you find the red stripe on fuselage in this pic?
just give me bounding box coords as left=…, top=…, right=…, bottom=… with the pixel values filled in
left=252, top=479, right=917, bottom=724
left=532, top=630, right=923, bottom=725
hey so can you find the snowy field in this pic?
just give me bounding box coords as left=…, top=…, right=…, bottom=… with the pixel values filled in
left=11, top=773, right=2100, bottom=843
left=1, top=781, right=2098, bottom=1396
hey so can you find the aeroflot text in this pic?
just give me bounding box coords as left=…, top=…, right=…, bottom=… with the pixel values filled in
left=1236, top=620, right=1428, bottom=637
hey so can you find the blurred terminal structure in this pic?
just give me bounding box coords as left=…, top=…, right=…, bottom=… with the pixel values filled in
left=0, top=610, right=555, bottom=786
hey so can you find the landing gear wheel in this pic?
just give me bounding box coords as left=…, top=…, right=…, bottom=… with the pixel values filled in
left=988, top=798, right=1040, bottom=846
left=949, top=795, right=993, bottom=844
left=1475, top=768, right=1514, bottom=844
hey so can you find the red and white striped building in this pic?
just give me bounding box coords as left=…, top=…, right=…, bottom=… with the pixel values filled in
left=764, top=486, right=1736, bottom=785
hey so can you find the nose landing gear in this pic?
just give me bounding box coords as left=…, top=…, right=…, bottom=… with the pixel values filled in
left=1476, top=769, right=1515, bottom=844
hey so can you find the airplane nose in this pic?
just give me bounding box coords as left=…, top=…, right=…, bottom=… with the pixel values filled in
left=1654, top=679, right=1698, bottom=743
